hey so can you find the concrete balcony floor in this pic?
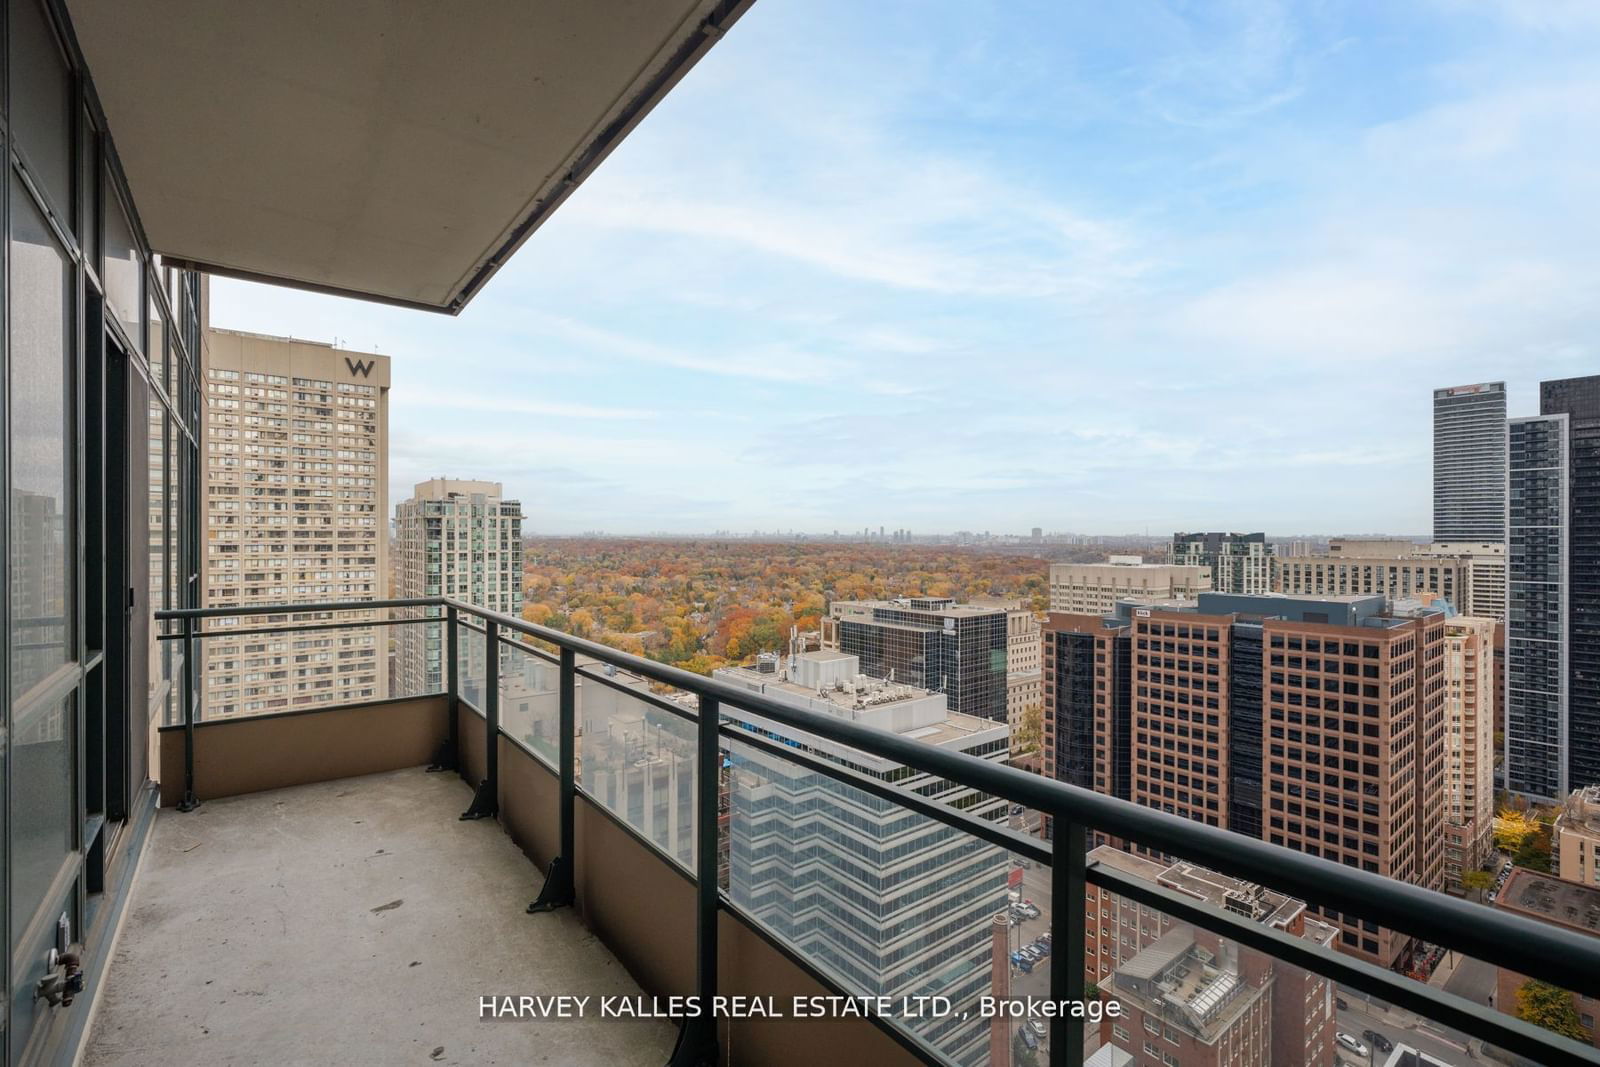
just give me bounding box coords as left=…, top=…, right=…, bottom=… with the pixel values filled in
left=84, top=768, right=675, bottom=1066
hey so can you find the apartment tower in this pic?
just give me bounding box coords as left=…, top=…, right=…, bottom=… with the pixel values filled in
left=200, top=328, right=390, bottom=717
left=1433, top=382, right=1507, bottom=542
left=1439, top=610, right=1497, bottom=885
left=1171, top=532, right=1273, bottom=595
left=394, top=479, right=524, bottom=697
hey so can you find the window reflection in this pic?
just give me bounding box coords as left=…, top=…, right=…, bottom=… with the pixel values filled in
left=9, top=189, right=72, bottom=700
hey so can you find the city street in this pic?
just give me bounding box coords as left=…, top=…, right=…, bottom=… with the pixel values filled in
left=1335, top=990, right=1480, bottom=1066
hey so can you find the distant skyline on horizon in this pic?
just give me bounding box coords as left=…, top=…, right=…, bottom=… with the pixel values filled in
left=211, top=1, right=1600, bottom=534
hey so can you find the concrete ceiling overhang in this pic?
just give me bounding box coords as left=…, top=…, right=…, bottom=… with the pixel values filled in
left=67, top=0, right=752, bottom=313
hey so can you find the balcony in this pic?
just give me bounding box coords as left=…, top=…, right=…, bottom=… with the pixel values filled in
left=85, top=768, right=674, bottom=1067
left=90, top=598, right=1600, bottom=1067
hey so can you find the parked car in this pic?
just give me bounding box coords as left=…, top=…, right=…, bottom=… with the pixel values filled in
left=1336, top=1033, right=1370, bottom=1057
left=1019, top=1027, right=1038, bottom=1051
left=1335, top=996, right=1349, bottom=1011
left=1363, top=1030, right=1394, bottom=1053
left=1028, top=1019, right=1046, bottom=1037
left=1017, top=957, right=1033, bottom=974
left=1011, top=804, right=1025, bottom=815
left=1033, top=941, right=1050, bottom=957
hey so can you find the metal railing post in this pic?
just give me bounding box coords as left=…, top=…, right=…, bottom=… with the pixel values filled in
left=460, top=617, right=500, bottom=821
left=668, top=694, right=721, bottom=1066
left=1048, top=819, right=1086, bottom=1067
left=427, top=604, right=459, bottom=773
left=176, top=616, right=201, bottom=812
left=529, top=646, right=577, bottom=913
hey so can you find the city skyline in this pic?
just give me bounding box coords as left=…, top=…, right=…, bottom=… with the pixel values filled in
left=208, top=0, right=1600, bottom=534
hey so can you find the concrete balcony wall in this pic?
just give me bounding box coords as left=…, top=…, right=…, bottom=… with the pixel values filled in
left=148, top=698, right=919, bottom=1066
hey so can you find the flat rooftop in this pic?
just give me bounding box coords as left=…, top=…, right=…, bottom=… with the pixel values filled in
left=1495, top=868, right=1600, bottom=937
left=1089, top=845, right=1338, bottom=947
left=716, top=663, right=999, bottom=747
left=830, top=598, right=1013, bottom=618
left=85, top=769, right=673, bottom=1066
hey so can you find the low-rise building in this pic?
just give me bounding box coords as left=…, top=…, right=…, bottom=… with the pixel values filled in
left=1491, top=869, right=1600, bottom=1051
left=1555, top=786, right=1600, bottom=887
left=1088, top=847, right=1339, bottom=1067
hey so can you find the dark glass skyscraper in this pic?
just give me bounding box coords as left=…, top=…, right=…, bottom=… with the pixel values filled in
left=1506, top=413, right=1571, bottom=800
left=1541, top=376, right=1600, bottom=792
left=1433, top=382, right=1507, bottom=542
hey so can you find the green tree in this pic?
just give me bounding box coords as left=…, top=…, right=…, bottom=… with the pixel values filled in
left=1012, top=704, right=1043, bottom=757
left=1513, top=829, right=1553, bottom=873
left=1461, top=869, right=1495, bottom=903
left=1515, top=980, right=1591, bottom=1043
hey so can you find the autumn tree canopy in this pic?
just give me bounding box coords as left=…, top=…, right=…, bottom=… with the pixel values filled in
left=518, top=538, right=1061, bottom=676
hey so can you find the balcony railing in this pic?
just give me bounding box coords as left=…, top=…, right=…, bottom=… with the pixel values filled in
left=156, top=596, right=1600, bottom=1067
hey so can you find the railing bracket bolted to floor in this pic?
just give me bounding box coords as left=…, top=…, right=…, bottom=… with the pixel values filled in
left=528, top=648, right=578, bottom=913
left=459, top=617, right=501, bottom=821
left=526, top=856, right=573, bottom=913
left=425, top=737, right=456, bottom=774
left=459, top=779, right=496, bottom=821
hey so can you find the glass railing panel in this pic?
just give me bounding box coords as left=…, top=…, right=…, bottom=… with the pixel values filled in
left=721, top=719, right=1024, bottom=1067
left=499, top=639, right=560, bottom=768
left=191, top=606, right=438, bottom=720
left=574, top=665, right=698, bottom=873
left=1082, top=844, right=1595, bottom=1067
left=458, top=621, right=486, bottom=712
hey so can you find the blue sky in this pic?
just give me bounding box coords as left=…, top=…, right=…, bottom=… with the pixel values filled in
left=210, top=0, right=1600, bottom=536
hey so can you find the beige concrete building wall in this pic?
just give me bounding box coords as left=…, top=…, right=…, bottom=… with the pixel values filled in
left=1555, top=786, right=1600, bottom=886
left=1004, top=607, right=1042, bottom=735
left=1274, top=545, right=1506, bottom=622
left=1441, top=614, right=1497, bottom=885
left=1273, top=554, right=1466, bottom=606
left=200, top=328, right=390, bottom=717
left=1328, top=538, right=1420, bottom=557
left=1048, top=561, right=1212, bottom=614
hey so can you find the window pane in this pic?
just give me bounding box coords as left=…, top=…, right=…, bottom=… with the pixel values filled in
left=9, top=0, right=73, bottom=215
left=10, top=694, right=73, bottom=935
left=149, top=294, right=166, bottom=397
left=9, top=187, right=72, bottom=699
left=148, top=404, right=168, bottom=709
left=104, top=182, right=142, bottom=352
